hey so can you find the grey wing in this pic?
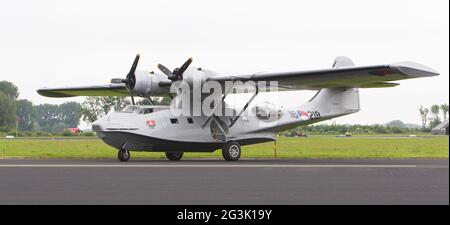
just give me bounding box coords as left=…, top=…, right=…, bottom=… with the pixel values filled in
left=37, top=84, right=131, bottom=98
left=208, top=61, right=439, bottom=90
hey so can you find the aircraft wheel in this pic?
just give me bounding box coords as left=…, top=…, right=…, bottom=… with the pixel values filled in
left=222, top=141, right=241, bottom=161
left=118, top=148, right=130, bottom=162
left=165, top=152, right=184, bottom=161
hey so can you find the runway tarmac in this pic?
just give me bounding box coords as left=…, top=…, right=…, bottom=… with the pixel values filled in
left=0, top=159, right=448, bottom=205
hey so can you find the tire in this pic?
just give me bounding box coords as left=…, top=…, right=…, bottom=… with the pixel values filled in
left=118, top=149, right=130, bottom=162
left=222, top=141, right=241, bottom=161
left=165, top=152, right=184, bottom=161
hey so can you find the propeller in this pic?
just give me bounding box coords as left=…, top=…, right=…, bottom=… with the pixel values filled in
left=110, top=55, right=193, bottom=104
left=157, top=57, right=193, bottom=81
left=110, top=54, right=141, bottom=105
left=110, top=54, right=140, bottom=90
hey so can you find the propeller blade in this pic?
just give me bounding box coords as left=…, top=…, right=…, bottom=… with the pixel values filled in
left=177, top=57, right=193, bottom=75
left=128, top=54, right=140, bottom=75
left=124, top=54, right=140, bottom=90
left=157, top=64, right=173, bottom=77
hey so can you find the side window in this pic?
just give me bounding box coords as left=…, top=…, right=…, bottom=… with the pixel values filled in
left=170, top=118, right=179, bottom=124
left=143, top=108, right=153, bottom=114
left=187, top=118, right=194, bottom=124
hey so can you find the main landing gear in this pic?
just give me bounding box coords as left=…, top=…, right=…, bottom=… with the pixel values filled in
left=222, top=141, right=241, bottom=161
left=118, top=148, right=130, bottom=162
left=165, top=152, right=184, bottom=161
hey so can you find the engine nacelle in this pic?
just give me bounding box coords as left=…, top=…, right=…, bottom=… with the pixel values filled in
left=128, top=71, right=170, bottom=96
left=181, top=67, right=207, bottom=86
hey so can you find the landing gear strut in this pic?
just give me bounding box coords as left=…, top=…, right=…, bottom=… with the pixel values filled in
left=165, top=152, right=184, bottom=161
left=222, top=141, right=241, bottom=161
left=118, top=148, right=130, bottom=162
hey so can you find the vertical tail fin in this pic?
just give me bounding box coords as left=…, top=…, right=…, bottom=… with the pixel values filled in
left=302, top=57, right=360, bottom=117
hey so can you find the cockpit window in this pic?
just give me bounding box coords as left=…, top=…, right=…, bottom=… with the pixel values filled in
left=122, top=105, right=140, bottom=113
left=121, top=105, right=154, bottom=114
left=122, top=105, right=135, bottom=113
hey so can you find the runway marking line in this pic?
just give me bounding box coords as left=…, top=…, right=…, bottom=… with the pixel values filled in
left=0, top=164, right=447, bottom=168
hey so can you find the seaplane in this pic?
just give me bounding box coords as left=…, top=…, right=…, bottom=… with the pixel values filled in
left=37, top=55, right=439, bottom=161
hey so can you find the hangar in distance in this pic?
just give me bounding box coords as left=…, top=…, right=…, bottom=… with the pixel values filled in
left=37, top=55, right=439, bottom=161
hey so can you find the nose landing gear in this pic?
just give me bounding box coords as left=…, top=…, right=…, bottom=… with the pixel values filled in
left=118, top=148, right=130, bottom=162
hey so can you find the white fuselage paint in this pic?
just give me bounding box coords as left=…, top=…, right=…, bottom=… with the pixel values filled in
left=92, top=86, right=359, bottom=152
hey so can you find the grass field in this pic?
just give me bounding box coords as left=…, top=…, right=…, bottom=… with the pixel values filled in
left=0, top=136, right=448, bottom=159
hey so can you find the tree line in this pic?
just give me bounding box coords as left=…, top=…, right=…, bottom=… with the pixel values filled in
left=282, top=104, right=448, bottom=136
left=284, top=121, right=423, bottom=136
left=283, top=104, right=448, bottom=136
left=0, top=81, right=82, bottom=133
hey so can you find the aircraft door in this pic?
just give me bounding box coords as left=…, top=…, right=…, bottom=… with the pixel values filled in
left=210, top=117, right=229, bottom=141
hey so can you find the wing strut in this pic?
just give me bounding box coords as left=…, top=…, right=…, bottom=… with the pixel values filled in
left=147, top=97, right=155, bottom=105
left=229, top=83, right=259, bottom=128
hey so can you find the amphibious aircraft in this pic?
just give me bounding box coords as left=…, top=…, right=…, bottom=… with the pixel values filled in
left=37, top=55, right=439, bottom=161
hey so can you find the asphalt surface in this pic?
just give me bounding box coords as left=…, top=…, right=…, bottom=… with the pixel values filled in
left=0, top=159, right=448, bottom=205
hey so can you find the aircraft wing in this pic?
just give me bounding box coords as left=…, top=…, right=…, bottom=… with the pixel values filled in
left=208, top=61, right=439, bottom=90
left=37, top=84, right=131, bottom=97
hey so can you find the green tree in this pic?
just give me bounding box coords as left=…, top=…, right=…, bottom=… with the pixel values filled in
left=0, top=92, right=17, bottom=130
left=0, top=81, right=19, bottom=99
left=34, top=102, right=82, bottom=132
left=59, top=101, right=82, bottom=128
left=429, top=104, right=441, bottom=128
left=52, top=122, right=67, bottom=133
left=430, top=104, right=440, bottom=120
left=16, top=99, right=36, bottom=131
left=419, top=105, right=429, bottom=129
left=386, top=120, right=405, bottom=128
left=81, top=97, right=130, bottom=123
left=440, top=104, right=449, bottom=121
left=0, top=81, right=19, bottom=131
left=35, top=104, right=60, bottom=132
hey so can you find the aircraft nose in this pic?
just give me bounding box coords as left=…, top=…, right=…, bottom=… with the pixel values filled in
left=92, top=124, right=103, bottom=132
left=91, top=122, right=107, bottom=139
left=92, top=115, right=109, bottom=132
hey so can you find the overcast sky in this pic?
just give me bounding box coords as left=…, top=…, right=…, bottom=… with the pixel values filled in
left=0, top=0, right=448, bottom=125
